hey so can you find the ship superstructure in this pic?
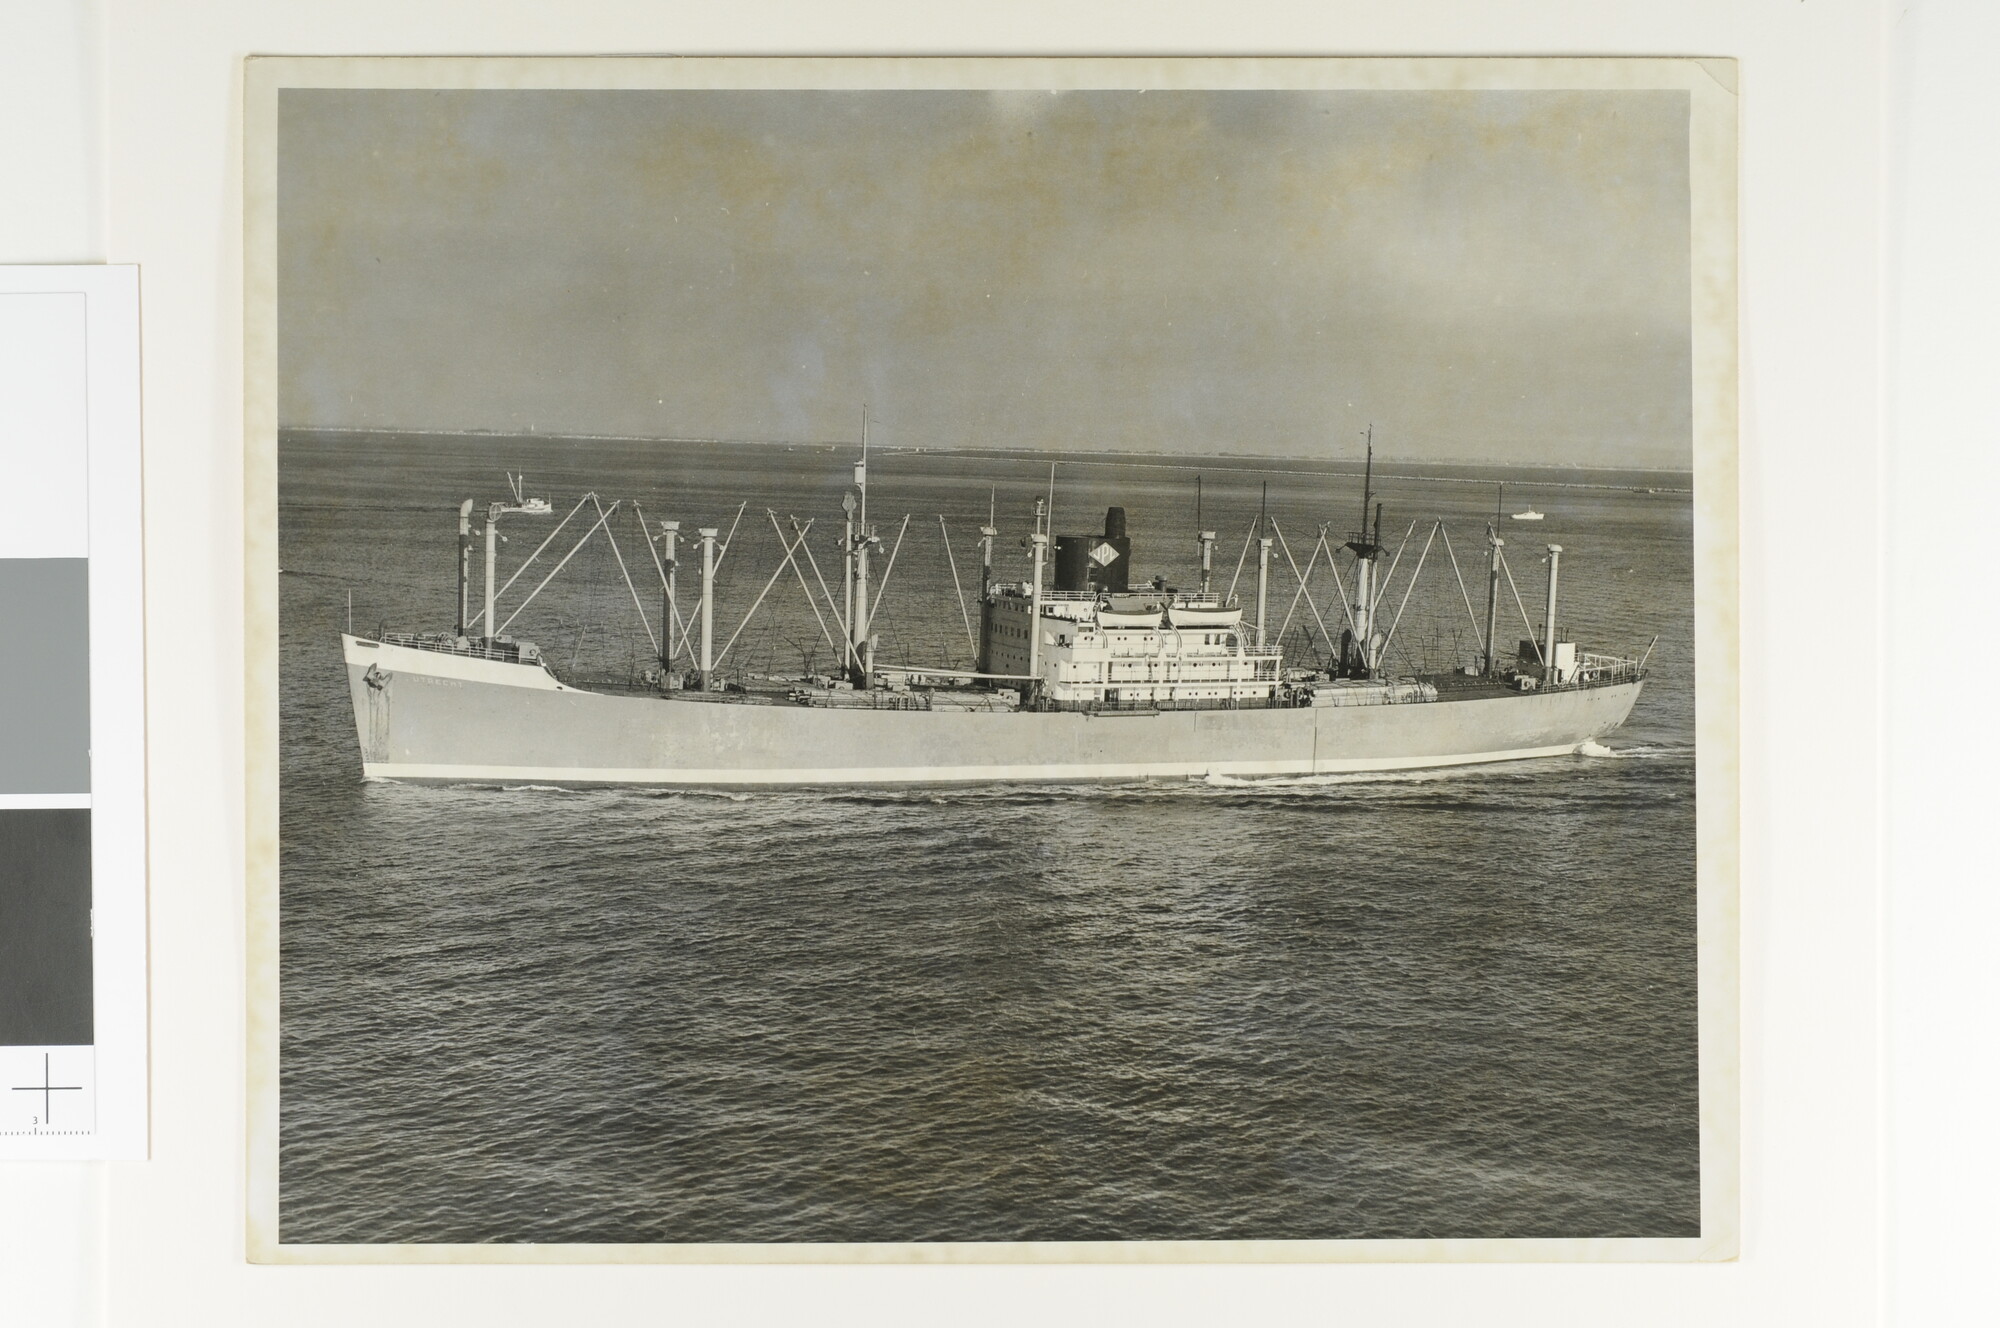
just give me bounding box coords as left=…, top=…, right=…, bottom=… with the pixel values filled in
left=976, top=505, right=1284, bottom=710
left=340, top=437, right=1649, bottom=786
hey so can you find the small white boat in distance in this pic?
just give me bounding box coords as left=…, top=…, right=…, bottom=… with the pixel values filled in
left=506, top=472, right=554, bottom=515
left=1494, top=482, right=1542, bottom=523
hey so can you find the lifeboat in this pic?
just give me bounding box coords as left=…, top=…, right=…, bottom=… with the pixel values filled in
left=1167, top=603, right=1243, bottom=629
left=1095, top=595, right=1165, bottom=628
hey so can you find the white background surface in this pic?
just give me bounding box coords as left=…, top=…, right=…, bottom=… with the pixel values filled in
left=0, top=291, right=89, bottom=557
left=0, top=0, right=1987, bottom=1323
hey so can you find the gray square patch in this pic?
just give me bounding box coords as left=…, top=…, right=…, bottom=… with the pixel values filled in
left=0, top=559, right=89, bottom=794
left=0, top=809, right=92, bottom=1045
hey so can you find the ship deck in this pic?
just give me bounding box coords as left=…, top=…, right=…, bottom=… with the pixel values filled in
left=365, top=634, right=1640, bottom=717
left=555, top=669, right=1635, bottom=713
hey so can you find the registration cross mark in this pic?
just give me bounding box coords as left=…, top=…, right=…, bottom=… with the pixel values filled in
left=11, top=1054, right=82, bottom=1126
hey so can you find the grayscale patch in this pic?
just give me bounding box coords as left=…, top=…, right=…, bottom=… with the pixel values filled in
left=0, top=809, right=92, bottom=1046
left=0, top=559, right=90, bottom=794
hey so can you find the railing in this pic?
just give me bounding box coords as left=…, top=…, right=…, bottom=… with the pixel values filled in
left=376, top=632, right=542, bottom=668
left=1571, top=654, right=1647, bottom=686
left=785, top=688, right=931, bottom=711
left=1033, top=692, right=1312, bottom=714
left=1312, top=680, right=1442, bottom=707
left=999, top=588, right=1239, bottom=609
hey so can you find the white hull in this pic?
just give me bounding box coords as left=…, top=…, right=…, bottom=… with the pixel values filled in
left=343, top=635, right=1644, bottom=787
left=360, top=743, right=1591, bottom=786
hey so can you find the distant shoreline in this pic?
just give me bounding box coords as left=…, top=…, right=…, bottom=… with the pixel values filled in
left=276, top=426, right=1695, bottom=493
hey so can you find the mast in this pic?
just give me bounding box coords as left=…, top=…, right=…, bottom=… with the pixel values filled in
left=660, top=520, right=680, bottom=678
left=1027, top=526, right=1047, bottom=703
left=852, top=527, right=871, bottom=684
left=1370, top=501, right=1383, bottom=672
left=1359, top=426, right=1373, bottom=537
left=1543, top=543, right=1563, bottom=683
left=1483, top=526, right=1503, bottom=675
left=1196, top=474, right=1215, bottom=596
left=980, top=490, right=997, bottom=597
left=483, top=501, right=500, bottom=648
left=977, top=490, right=998, bottom=675
left=843, top=407, right=871, bottom=686
left=698, top=526, right=719, bottom=690
left=1255, top=482, right=1271, bottom=650
left=841, top=491, right=856, bottom=678
left=1352, top=548, right=1370, bottom=674
left=1344, top=426, right=1381, bottom=677
left=840, top=416, right=880, bottom=688
left=455, top=499, right=474, bottom=636
left=851, top=465, right=872, bottom=689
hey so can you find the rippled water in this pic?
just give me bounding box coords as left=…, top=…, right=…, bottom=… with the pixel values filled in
left=278, top=434, right=1697, bottom=1244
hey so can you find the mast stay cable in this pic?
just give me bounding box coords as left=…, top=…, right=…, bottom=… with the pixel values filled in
left=711, top=500, right=748, bottom=575
left=769, top=511, right=842, bottom=664
left=1496, top=545, right=1547, bottom=667
left=591, top=494, right=659, bottom=658
left=868, top=513, right=912, bottom=624
left=715, top=519, right=813, bottom=665
left=1271, top=519, right=1322, bottom=641
left=1376, top=520, right=1438, bottom=667
left=1436, top=524, right=1488, bottom=651
left=1372, top=519, right=1421, bottom=608
left=464, top=492, right=593, bottom=632
left=1268, top=520, right=1341, bottom=649
left=632, top=502, right=695, bottom=660
left=1323, top=536, right=1360, bottom=642
left=790, top=517, right=862, bottom=673
left=497, top=499, right=620, bottom=637
left=1223, top=520, right=1256, bottom=603
left=938, top=515, right=977, bottom=652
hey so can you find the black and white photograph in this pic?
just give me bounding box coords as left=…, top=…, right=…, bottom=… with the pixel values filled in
left=246, top=57, right=1738, bottom=1260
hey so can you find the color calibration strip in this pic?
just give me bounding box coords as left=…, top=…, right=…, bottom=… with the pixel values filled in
left=0, top=268, right=145, bottom=1158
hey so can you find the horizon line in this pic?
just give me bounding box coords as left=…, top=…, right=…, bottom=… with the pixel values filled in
left=276, top=425, right=1694, bottom=476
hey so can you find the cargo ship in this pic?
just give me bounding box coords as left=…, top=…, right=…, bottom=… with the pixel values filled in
left=341, top=444, right=1647, bottom=786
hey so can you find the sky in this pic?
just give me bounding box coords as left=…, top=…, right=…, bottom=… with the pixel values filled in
left=278, top=88, right=1692, bottom=468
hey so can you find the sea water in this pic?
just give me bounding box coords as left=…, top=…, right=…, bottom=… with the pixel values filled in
left=277, top=433, right=1698, bottom=1243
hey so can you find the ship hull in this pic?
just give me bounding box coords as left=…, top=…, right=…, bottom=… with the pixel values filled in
left=342, top=636, right=1643, bottom=786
